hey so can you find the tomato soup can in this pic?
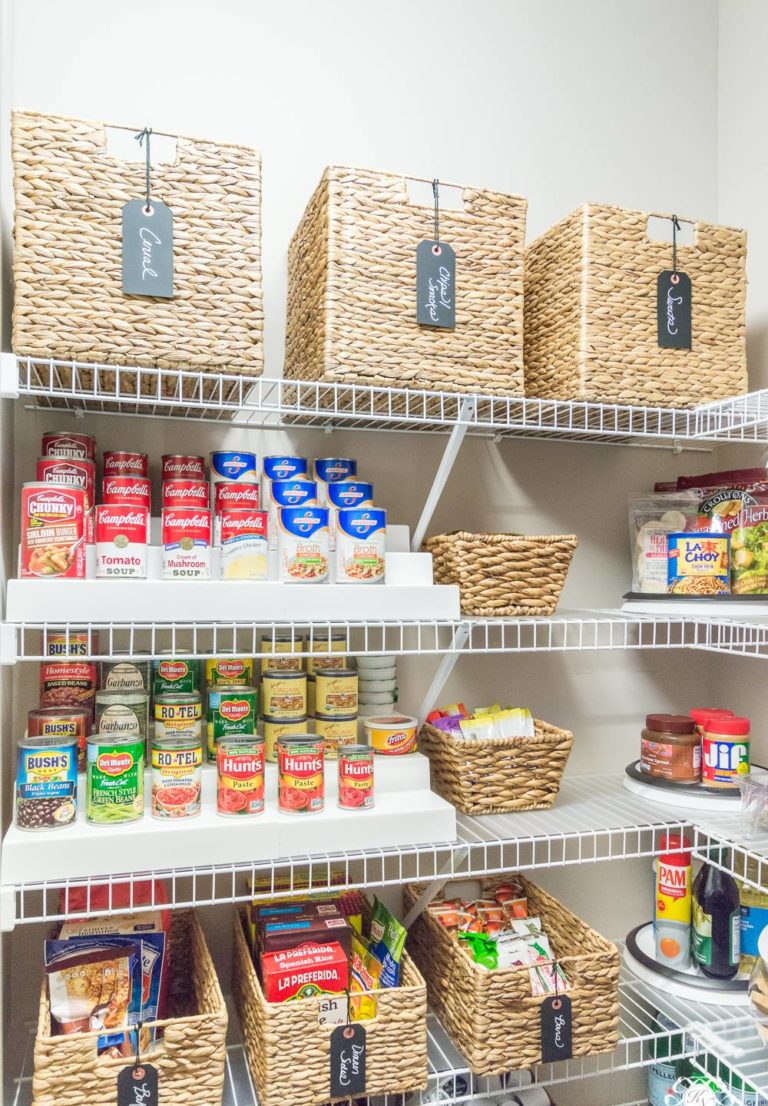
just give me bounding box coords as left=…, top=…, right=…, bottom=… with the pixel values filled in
left=103, top=451, right=149, bottom=478
left=315, top=667, right=358, bottom=718
left=314, top=458, right=357, bottom=507
left=28, top=706, right=89, bottom=771
left=217, top=737, right=265, bottom=816
left=327, top=481, right=374, bottom=549
left=43, top=630, right=99, bottom=657
left=268, top=480, right=318, bottom=549
left=306, top=635, right=347, bottom=677
left=86, top=732, right=144, bottom=825
left=153, top=656, right=201, bottom=697
left=262, top=455, right=308, bottom=508
left=262, top=670, right=307, bottom=720
left=21, top=483, right=86, bottom=578
left=260, top=633, right=304, bottom=673
left=162, top=507, right=211, bottom=580
left=221, top=508, right=268, bottom=580
left=95, top=504, right=148, bottom=578
left=214, top=481, right=261, bottom=544
left=151, top=733, right=203, bottom=819
left=42, top=430, right=95, bottom=460
left=277, top=734, right=324, bottom=814
left=262, top=715, right=308, bottom=762
left=162, top=454, right=205, bottom=481
left=40, top=659, right=98, bottom=736
left=314, top=715, right=358, bottom=759
left=207, top=683, right=258, bottom=761
left=162, top=478, right=210, bottom=510
left=338, top=745, right=374, bottom=810
left=100, top=656, right=151, bottom=693
left=95, top=689, right=149, bottom=748
left=205, top=656, right=254, bottom=693
left=16, top=735, right=78, bottom=830
left=155, top=692, right=203, bottom=742
left=278, top=506, right=329, bottom=583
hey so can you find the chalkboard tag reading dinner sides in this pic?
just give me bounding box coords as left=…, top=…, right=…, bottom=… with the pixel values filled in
left=416, top=179, right=456, bottom=329
left=117, top=1064, right=158, bottom=1106
left=329, top=1022, right=367, bottom=1097
left=656, top=215, right=691, bottom=350
left=122, top=127, right=174, bottom=299
left=540, top=993, right=573, bottom=1064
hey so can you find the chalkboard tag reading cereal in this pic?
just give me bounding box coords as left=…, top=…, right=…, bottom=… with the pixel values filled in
left=540, top=994, right=573, bottom=1064
left=122, top=126, right=172, bottom=299
left=117, top=1062, right=158, bottom=1106
left=330, top=1023, right=367, bottom=1098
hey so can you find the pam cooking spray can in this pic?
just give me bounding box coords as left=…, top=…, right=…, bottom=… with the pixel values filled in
left=655, top=832, right=693, bottom=969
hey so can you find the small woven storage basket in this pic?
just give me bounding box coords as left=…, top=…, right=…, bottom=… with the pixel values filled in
left=524, top=203, right=747, bottom=407
left=404, top=874, right=620, bottom=1076
left=424, top=531, right=578, bottom=617
left=419, top=719, right=573, bottom=814
left=232, top=908, right=428, bottom=1106
left=285, top=165, right=526, bottom=396
left=31, top=910, right=228, bottom=1106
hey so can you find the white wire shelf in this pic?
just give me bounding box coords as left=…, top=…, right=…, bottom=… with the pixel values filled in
left=8, top=355, right=768, bottom=446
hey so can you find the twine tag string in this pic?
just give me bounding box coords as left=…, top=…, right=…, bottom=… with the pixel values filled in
left=432, top=178, right=440, bottom=251
left=134, top=127, right=153, bottom=212
left=671, top=214, right=682, bottom=281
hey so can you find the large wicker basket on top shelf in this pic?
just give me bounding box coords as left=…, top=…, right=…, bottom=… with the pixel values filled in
left=419, top=718, right=573, bottom=814
left=424, top=531, right=578, bottom=617
left=524, top=203, right=747, bottom=407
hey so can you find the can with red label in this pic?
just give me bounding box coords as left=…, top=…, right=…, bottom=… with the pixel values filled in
left=217, top=737, right=265, bottom=816
left=40, top=659, right=98, bottom=731
left=277, top=734, right=324, bottom=814
left=162, top=507, right=212, bottom=580
left=162, top=479, right=210, bottom=510
left=28, top=706, right=90, bottom=771
left=162, top=454, right=206, bottom=481
left=42, top=431, right=96, bottom=460
left=103, top=451, right=149, bottom=478
left=21, top=483, right=86, bottom=578
left=338, top=745, right=374, bottom=810
left=43, top=630, right=99, bottom=657
left=213, top=481, right=261, bottom=544
left=36, top=456, right=96, bottom=543
left=95, top=505, right=148, bottom=579
left=101, top=475, right=151, bottom=538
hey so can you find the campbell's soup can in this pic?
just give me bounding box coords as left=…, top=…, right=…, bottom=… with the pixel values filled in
left=213, top=481, right=260, bottom=544
left=102, top=475, right=151, bottom=538
left=162, top=507, right=211, bottom=579
left=21, top=483, right=86, bottom=578
left=268, top=480, right=318, bottom=550
left=277, top=734, right=324, bottom=814
left=103, top=450, right=149, bottom=478
left=210, top=452, right=257, bottom=502
left=95, top=505, right=148, bottom=579
left=262, top=456, right=308, bottom=509
left=42, top=430, right=96, bottom=460
left=314, top=458, right=357, bottom=506
left=162, top=478, right=210, bottom=510
left=221, top=509, right=268, bottom=580
left=36, top=456, right=96, bottom=543
left=162, top=454, right=206, bottom=481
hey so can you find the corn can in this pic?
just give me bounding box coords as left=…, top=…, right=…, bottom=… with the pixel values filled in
left=205, top=656, right=254, bottom=693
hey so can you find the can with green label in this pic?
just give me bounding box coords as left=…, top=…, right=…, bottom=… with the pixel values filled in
left=207, top=683, right=257, bottom=761
left=86, top=732, right=145, bottom=825
left=152, top=656, right=201, bottom=697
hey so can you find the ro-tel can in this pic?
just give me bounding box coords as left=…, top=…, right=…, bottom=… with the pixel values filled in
left=154, top=692, right=203, bottom=742
left=21, top=483, right=86, bottom=578
left=102, top=474, right=152, bottom=539
left=260, top=632, right=305, bottom=673
left=28, top=707, right=89, bottom=771
left=667, top=532, right=730, bottom=596
left=702, top=715, right=751, bottom=788
left=277, top=734, right=324, bottom=814
left=306, top=634, right=347, bottom=677
left=262, top=715, right=308, bottom=762
left=16, top=735, right=78, bottom=830
left=205, top=656, right=254, bottom=693
left=95, top=689, right=149, bottom=749
left=40, top=658, right=98, bottom=737
left=36, top=455, right=96, bottom=543
left=162, top=454, right=206, bottom=481
left=315, top=667, right=358, bottom=718
left=336, top=507, right=387, bottom=584
left=43, top=630, right=99, bottom=657
left=95, top=504, right=148, bottom=578
left=314, top=715, right=358, bottom=759
left=210, top=452, right=258, bottom=505
left=216, top=737, right=265, bottom=816
left=314, top=458, right=357, bottom=507
left=261, top=455, right=308, bottom=510
left=261, top=669, right=307, bottom=720
left=268, top=479, right=318, bottom=550
left=42, top=430, right=96, bottom=460
left=338, top=745, right=374, bottom=811
left=327, top=481, right=374, bottom=550
left=162, top=478, right=210, bottom=510
left=153, top=655, right=202, bottom=697
left=278, top=505, right=330, bottom=583
left=214, top=481, right=261, bottom=544
left=207, top=683, right=258, bottom=761
left=100, top=656, right=151, bottom=693
left=161, top=507, right=212, bottom=580
left=654, top=833, right=693, bottom=969
left=151, top=732, right=203, bottom=819
left=86, top=732, right=144, bottom=825
left=221, top=508, right=269, bottom=580
left=103, top=450, right=149, bottom=478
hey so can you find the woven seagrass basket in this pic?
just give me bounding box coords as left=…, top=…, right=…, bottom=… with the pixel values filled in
left=32, top=910, right=228, bottom=1106
left=232, top=909, right=428, bottom=1106
left=419, top=719, right=573, bottom=814
left=404, top=875, right=620, bottom=1076
left=12, top=110, right=264, bottom=395
left=524, top=203, right=747, bottom=407
left=285, top=165, right=526, bottom=396
left=424, top=531, right=578, bottom=617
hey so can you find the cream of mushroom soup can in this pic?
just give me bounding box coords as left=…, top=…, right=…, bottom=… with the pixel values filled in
left=336, top=508, right=386, bottom=584
left=95, top=505, right=148, bottom=579
left=161, top=507, right=212, bottom=579
left=278, top=506, right=329, bottom=583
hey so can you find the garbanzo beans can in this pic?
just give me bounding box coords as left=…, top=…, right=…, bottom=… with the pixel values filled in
left=261, top=670, right=307, bottom=720
left=315, top=667, right=358, bottom=718
left=151, top=734, right=203, bottom=819
left=262, top=715, right=309, bottom=762
left=154, top=692, right=202, bottom=742
left=277, top=734, right=324, bottom=814
left=207, top=684, right=258, bottom=761
left=313, top=715, right=358, bottom=758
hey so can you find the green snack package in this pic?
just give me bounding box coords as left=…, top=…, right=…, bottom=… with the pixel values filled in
left=369, top=898, right=407, bottom=987
left=458, top=931, right=498, bottom=970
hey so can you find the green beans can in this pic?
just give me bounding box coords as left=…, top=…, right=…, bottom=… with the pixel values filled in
left=86, top=732, right=145, bottom=825
left=152, top=655, right=201, bottom=697
left=95, top=689, right=149, bottom=748
left=207, top=683, right=258, bottom=761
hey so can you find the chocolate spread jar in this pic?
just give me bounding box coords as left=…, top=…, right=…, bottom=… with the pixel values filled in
left=641, top=713, right=701, bottom=784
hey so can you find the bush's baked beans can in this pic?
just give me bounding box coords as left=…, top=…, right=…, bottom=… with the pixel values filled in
left=217, top=737, right=265, bottom=816
left=95, top=504, right=148, bottom=579
left=207, top=683, right=258, bottom=761
left=42, top=431, right=95, bottom=460
left=40, top=659, right=98, bottom=736
left=315, top=667, right=358, bottom=718
left=103, top=451, right=149, bottom=478
left=277, top=734, right=324, bottom=814
left=306, top=635, right=347, bottom=677
left=210, top=453, right=257, bottom=505
left=268, top=480, right=318, bottom=550
left=100, top=657, right=151, bottom=693
left=21, top=483, right=86, bottom=578
left=162, top=479, right=210, bottom=510
left=338, top=745, right=374, bottom=810
left=151, top=733, right=203, bottom=819
left=261, top=670, right=307, bottom=720
left=95, top=690, right=149, bottom=748
left=327, top=481, right=374, bottom=549
left=162, top=454, right=205, bottom=481
left=161, top=507, right=211, bottom=579
left=153, top=656, right=201, bottom=696
left=262, top=715, right=308, bottom=762
left=28, top=706, right=90, bottom=771
left=102, top=475, right=151, bottom=538
left=314, top=458, right=358, bottom=506
left=86, top=733, right=144, bottom=825
left=314, top=714, right=358, bottom=758
left=278, top=506, right=329, bottom=583
left=336, top=507, right=387, bottom=585
left=221, top=508, right=268, bottom=580
left=43, top=630, right=99, bottom=657
left=205, top=656, right=254, bottom=692
left=155, top=692, right=203, bottom=742
left=260, top=633, right=304, bottom=673
left=213, top=481, right=261, bottom=544
left=36, top=456, right=96, bottom=543
left=262, top=456, right=308, bottom=508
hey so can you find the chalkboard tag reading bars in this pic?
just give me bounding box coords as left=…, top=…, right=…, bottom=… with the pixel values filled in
left=416, top=179, right=456, bottom=329
left=656, top=215, right=691, bottom=350
left=540, top=991, right=573, bottom=1065
left=122, top=127, right=174, bottom=299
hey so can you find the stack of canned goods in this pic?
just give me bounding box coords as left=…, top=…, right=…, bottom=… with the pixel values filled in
left=276, top=735, right=374, bottom=814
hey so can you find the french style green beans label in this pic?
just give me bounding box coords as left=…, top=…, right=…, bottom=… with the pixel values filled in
left=86, top=739, right=144, bottom=824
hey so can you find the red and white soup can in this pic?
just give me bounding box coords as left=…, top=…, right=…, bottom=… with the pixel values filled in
left=95, top=505, right=148, bottom=579
left=162, top=508, right=212, bottom=580
left=162, top=479, right=210, bottom=510
left=103, top=450, right=149, bottom=478
left=21, top=483, right=86, bottom=579
left=213, top=481, right=261, bottom=544
left=42, top=431, right=96, bottom=460
left=162, top=454, right=206, bottom=481
left=36, top=456, right=96, bottom=543
left=102, top=475, right=151, bottom=538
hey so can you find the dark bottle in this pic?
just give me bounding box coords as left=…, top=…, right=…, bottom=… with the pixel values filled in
left=692, top=848, right=740, bottom=979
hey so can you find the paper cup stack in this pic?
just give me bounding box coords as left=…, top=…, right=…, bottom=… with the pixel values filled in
left=356, top=655, right=398, bottom=731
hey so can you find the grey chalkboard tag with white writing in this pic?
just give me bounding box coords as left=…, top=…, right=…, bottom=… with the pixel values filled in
left=117, top=1063, right=158, bottom=1106
left=657, top=270, right=692, bottom=349
left=540, top=994, right=572, bottom=1064
left=122, top=199, right=174, bottom=298
left=416, top=239, right=456, bottom=329
left=329, top=1022, right=366, bottom=1098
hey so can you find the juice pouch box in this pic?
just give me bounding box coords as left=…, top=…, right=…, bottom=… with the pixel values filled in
left=731, top=501, right=768, bottom=594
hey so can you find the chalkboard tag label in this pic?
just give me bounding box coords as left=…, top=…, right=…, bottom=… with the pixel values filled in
left=417, top=239, right=456, bottom=329
left=657, top=270, right=692, bottom=349
left=329, top=1022, right=366, bottom=1098
left=117, top=1063, right=159, bottom=1106
left=122, top=199, right=174, bottom=298
left=540, top=994, right=573, bottom=1064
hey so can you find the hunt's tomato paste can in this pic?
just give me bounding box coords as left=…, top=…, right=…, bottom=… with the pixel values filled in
left=277, top=734, right=324, bottom=814
left=161, top=507, right=212, bottom=579
left=213, top=481, right=261, bottom=544
left=216, top=737, right=265, bottom=816
left=162, top=454, right=206, bottom=481
left=338, top=745, right=374, bottom=810
left=103, top=450, right=149, bottom=478
left=95, top=505, right=148, bottom=579
left=36, top=456, right=96, bottom=543
left=162, top=479, right=210, bottom=510
left=42, top=431, right=96, bottom=460
left=21, top=483, right=86, bottom=578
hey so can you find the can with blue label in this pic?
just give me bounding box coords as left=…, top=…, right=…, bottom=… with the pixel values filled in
left=278, top=505, right=330, bottom=583
left=328, top=480, right=374, bottom=548
left=314, top=458, right=357, bottom=505
left=16, top=735, right=78, bottom=830
left=210, top=452, right=258, bottom=503
left=262, top=455, right=308, bottom=508
left=268, top=479, right=318, bottom=549
left=336, top=508, right=387, bottom=584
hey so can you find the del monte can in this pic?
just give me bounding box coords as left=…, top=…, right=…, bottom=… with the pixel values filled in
left=86, top=733, right=144, bottom=825
left=153, top=656, right=201, bottom=697
left=207, top=683, right=257, bottom=762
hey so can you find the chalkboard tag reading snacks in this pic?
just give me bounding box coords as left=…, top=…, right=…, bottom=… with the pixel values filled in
left=117, top=1064, right=158, bottom=1106
left=416, top=179, right=456, bottom=329
left=656, top=215, right=691, bottom=349
left=329, top=1022, right=367, bottom=1097
left=122, top=128, right=174, bottom=299
left=540, top=993, right=573, bottom=1064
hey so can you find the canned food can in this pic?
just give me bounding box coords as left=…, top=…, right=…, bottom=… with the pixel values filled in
left=327, top=481, right=374, bottom=549
left=261, top=455, right=308, bottom=509
left=42, top=630, right=99, bottom=657
left=95, top=690, right=149, bottom=747
left=277, top=734, right=324, bottom=814
left=162, top=454, right=206, bottom=481
left=95, top=504, right=148, bottom=579
left=205, top=656, right=254, bottom=691
left=162, top=507, right=211, bottom=579
left=40, top=659, right=98, bottom=732
left=151, top=733, right=203, bottom=819
left=306, top=635, right=347, bottom=677
left=162, top=479, right=210, bottom=510
left=213, top=481, right=261, bottom=544
left=315, top=667, right=358, bottom=718
left=28, top=706, right=89, bottom=770
left=16, top=735, right=78, bottom=829
left=154, top=692, right=203, bottom=742
left=363, top=714, right=418, bottom=756
left=207, top=684, right=258, bottom=761
left=21, top=483, right=86, bottom=578
left=261, top=670, right=307, bottom=720
left=100, top=657, right=151, bottom=693
left=314, top=714, right=358, bottom=758
left=86, top=733, right=144, bottom=825
left=42, top=431, right=95, bottom=460
left=103, top=451, right=149, bottom=478
left=36, top=456, right=96, bottom=540
left=314, top=458, right=357, bottom=506
left=336, top=508, right=386, bottom=585
left=217, top=737, right=265, bottom=816
left=307, top=677, right=316, bottom=716
left=338, top=745, right=374, bottom=810
left=153, top=656, right=201, bottom=696
left=262, top=715, right=309, bottom=762
left=221, top=508, right=268, bottom=580
left=278, top=506, right=329, bottom=583
left=210, top=451, right=258, bottom=496
left=260, top=633, right=304, bottom=673
left=101, top=475, right=151, bottom=539
left=268, top=480, right=318, bottom=549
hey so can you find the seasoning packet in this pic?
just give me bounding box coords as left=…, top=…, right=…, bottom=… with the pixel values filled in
left=369, top=898, right=406, bottom=987
left=628, top=493, right=699, bottom=593
left=349, top=933, right=383, bottom=1021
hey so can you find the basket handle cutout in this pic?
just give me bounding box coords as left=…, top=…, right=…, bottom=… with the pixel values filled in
left=645, top=214, right=698, bottom=248
left=105, top=126, right=178, bottom=165
left=405, top=177, right=466, bottom=211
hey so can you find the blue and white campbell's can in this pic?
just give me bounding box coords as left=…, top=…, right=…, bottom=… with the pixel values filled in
left=314, top=458, right=357, bottom=506
left=268, top=479, right=318, bottom=549
left=210, top=453, right=258, bottom=504
left=336, top=508, right=386, bottom=585
left=327, top=480, right=374, bottom=548
left=278, top=506, right=329, bottom=584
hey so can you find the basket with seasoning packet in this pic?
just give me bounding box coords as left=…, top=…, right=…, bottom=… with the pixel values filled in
left=404, top=874, right=620, bottom=1075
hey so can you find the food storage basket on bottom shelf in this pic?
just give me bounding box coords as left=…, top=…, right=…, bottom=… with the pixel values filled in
left=404, top=875, right=620, bottom=1076
left=423, top=532, right=578, bottom=617
left=31, top=910, right=228, bottom=1106
left=232, top=908, right=428, bottom=1106
left=419, top=719, right=574, bottom=814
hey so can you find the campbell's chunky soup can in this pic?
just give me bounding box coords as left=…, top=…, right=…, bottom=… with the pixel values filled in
left=162, top=478, right=210, bottom=510
left=42, top=430, right=95, bottom=460
left=268, top=480, right=317, bottom=550
left=16, top=735, right=78, bottom=830
left=27, top=707, right=89, bottom=772
left=278, top=506, right=329, bottom=583
left=36, top=456, right=96, bottom=543
left=262, top=670, right=307, bottom=719
left=207, top=683, right=258, bottom=761
left=277, top=734, right=324, bottom=814
left=86, top=733, right=144, bottom=825
left=151, top=733, right=203, bottom=819
left=210, top=452, right=257, bottom=503
left=221, top=508, right=268, bottom=580
left=314, top=458, right=357, bottom=507
left=103, top=451, right=149, bottom=478
left=162, top=507, right=211, bottom=579
left=338, top=745, right=374, bottom=810
left=21, top=483, right=86, bottom=578
left=262, top=455, right=307, bottom=509
left=214, top=481, right=260, bottom=544
left=95, top=504, right=148, bottom=578
left=217, top=737, right=265, bottom=816
left=336, top=508, right=386, bottom=584
left=153, top=656, right=201, bottom=696
left=162, top=454, right=205, bottom=481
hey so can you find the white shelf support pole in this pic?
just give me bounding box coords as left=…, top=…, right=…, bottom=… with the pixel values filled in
left=410, top=397, right=476, bottom=552
left=417, top=622, right=471, bottom=724
left=401, top=846, right=470, bottom=930
left=0, top=353, right=19, bottom=399
left=0, top=623, right=16, bottom=665
left=0, top=887, right=15, bottom=932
